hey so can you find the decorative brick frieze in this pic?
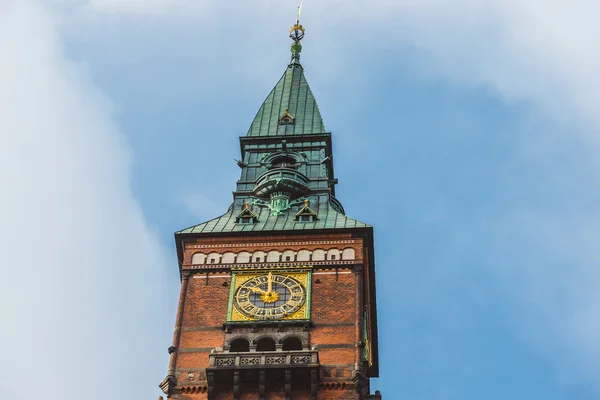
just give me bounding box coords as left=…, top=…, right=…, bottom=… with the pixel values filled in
left=183, top=260, right=360, bottom=270
left=190, top=239, right=359, bottom=249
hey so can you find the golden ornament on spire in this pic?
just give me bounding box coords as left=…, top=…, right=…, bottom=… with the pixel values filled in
left=290, top=1, right=305, bottom=43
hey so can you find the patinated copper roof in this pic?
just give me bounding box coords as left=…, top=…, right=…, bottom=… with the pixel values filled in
left=177, top=29, right=368, bottom=235
left=246, top=61, right=325, bottom=137
left=177, top=201, right=370, bottom=234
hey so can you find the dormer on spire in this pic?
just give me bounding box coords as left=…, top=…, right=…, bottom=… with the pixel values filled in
left=295, top=199, right=318, bottom=223
left=236, top=202, right=258, bottom=224
left=279, top=108, right=295, bottom=125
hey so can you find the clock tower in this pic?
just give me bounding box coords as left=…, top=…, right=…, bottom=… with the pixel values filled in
left=160, top=16, right=382, bottom=400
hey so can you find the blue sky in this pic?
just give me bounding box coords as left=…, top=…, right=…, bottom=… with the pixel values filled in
left=3, top=1, right=600, bottom=399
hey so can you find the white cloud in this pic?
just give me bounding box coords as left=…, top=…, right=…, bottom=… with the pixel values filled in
left=318, top=1, right=600, bottom=384
left=85, top=0, right=213, bottom=15
left=359, top=0, right=600, bottom=379
left=77, top=0, right=600, bottom=131
left=380, top=0, right=600, bottom=131
left=0, top=1, right=171, bottom=398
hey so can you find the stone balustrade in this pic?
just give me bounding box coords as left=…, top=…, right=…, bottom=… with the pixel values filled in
left=208, top=350, right=318, bottom=369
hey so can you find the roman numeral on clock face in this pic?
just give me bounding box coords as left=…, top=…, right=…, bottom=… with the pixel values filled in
left=290, top=285, right=302, bottom=293
left=250, top=307, right=263, bottom=316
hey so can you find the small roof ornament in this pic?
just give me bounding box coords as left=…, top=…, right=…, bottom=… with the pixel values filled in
left=236, top=202, right=259, bottom=224
left=295, top=198, right=317, bottom=221
left=279, top=108, right=295, bottom=125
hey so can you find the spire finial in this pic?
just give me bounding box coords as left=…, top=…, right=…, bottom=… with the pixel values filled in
left=296, top=0, right=304, bottom=25
left=289, top=1, right=305, bottom=64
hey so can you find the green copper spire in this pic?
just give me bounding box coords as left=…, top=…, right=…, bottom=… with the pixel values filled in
left=176, top=6, right=372, bottom=235
left=246, top=16, right=325, bottom=137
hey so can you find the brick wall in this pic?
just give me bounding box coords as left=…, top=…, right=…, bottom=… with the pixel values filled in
left=168, top=232, right=368, bottom=400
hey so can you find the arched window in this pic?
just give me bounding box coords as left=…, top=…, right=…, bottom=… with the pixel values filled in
left=297, top=249, right=310, bottom=262
left=256, top=337, right=276, bottom=352
left=191, top=253, right=206, bottom=265
left=341, top=248, right=356, bottom=260
left=230, top=338, right=250, bottom=352
left=271, top=156, right=296, bottom=169
left=327, top=249, right=341, bottom=260
left=237, top=251, right=251, bottom=263
left=266, top=250, right=281, bottom=263
left=282, top=250, right=295, bottom=262
left=312, top=249, right=326, bottom=261
left=207, top=252, right=221, bottom=264
left=282, top=337, right=303, bottom=351
left=252, top=250, right=266, bottom=263
left=222, top=252, right=236, bottom=264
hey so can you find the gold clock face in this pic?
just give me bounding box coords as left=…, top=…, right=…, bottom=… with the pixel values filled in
left=234, top=272, right=306, bottom=320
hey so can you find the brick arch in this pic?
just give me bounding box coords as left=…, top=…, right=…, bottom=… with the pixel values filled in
left=252, top=250, right=266, bottom=262
left=221, top=252, right=236, bottom=264
left=311, top=248, right=326, bottom=261
left=326, top=248, right=341, bottom=260
left=266, top=250, right=281, bottom=262
left=321, top=383, right=347, bottom=390
left=282, top=249, right=296, bottom=262
left=206, top=252, right=221, bottom=264
left=191, top=252, right=206, bottom=265
left=341, top=247, right=356, bottom=260
left=180, top=386, right=208, bottom=394
left=297, top=249, right=311, bottom=262
left=236, top=251, right=251, bottom=263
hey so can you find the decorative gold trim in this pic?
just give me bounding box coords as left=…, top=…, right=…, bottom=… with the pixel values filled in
left=228, top=269, right=311, bottom=322
left=289, top=24, right=305, bottom=34
left=231, top=265, right=313, bottom=272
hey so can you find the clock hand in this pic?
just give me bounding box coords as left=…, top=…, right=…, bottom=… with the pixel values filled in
left=248, top=287, right=268, bottom=295
left=268, top=272, right=273, bottom=294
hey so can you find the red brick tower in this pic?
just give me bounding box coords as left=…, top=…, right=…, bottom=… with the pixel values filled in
left=159, top=15, right=381, bottom=400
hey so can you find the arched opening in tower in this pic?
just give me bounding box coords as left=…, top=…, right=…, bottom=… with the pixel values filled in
left=282, top=337, right=303, bottom=351
left=229, top=338, right=250, bottom=352
left=256, top=337, right=277, bottom=352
